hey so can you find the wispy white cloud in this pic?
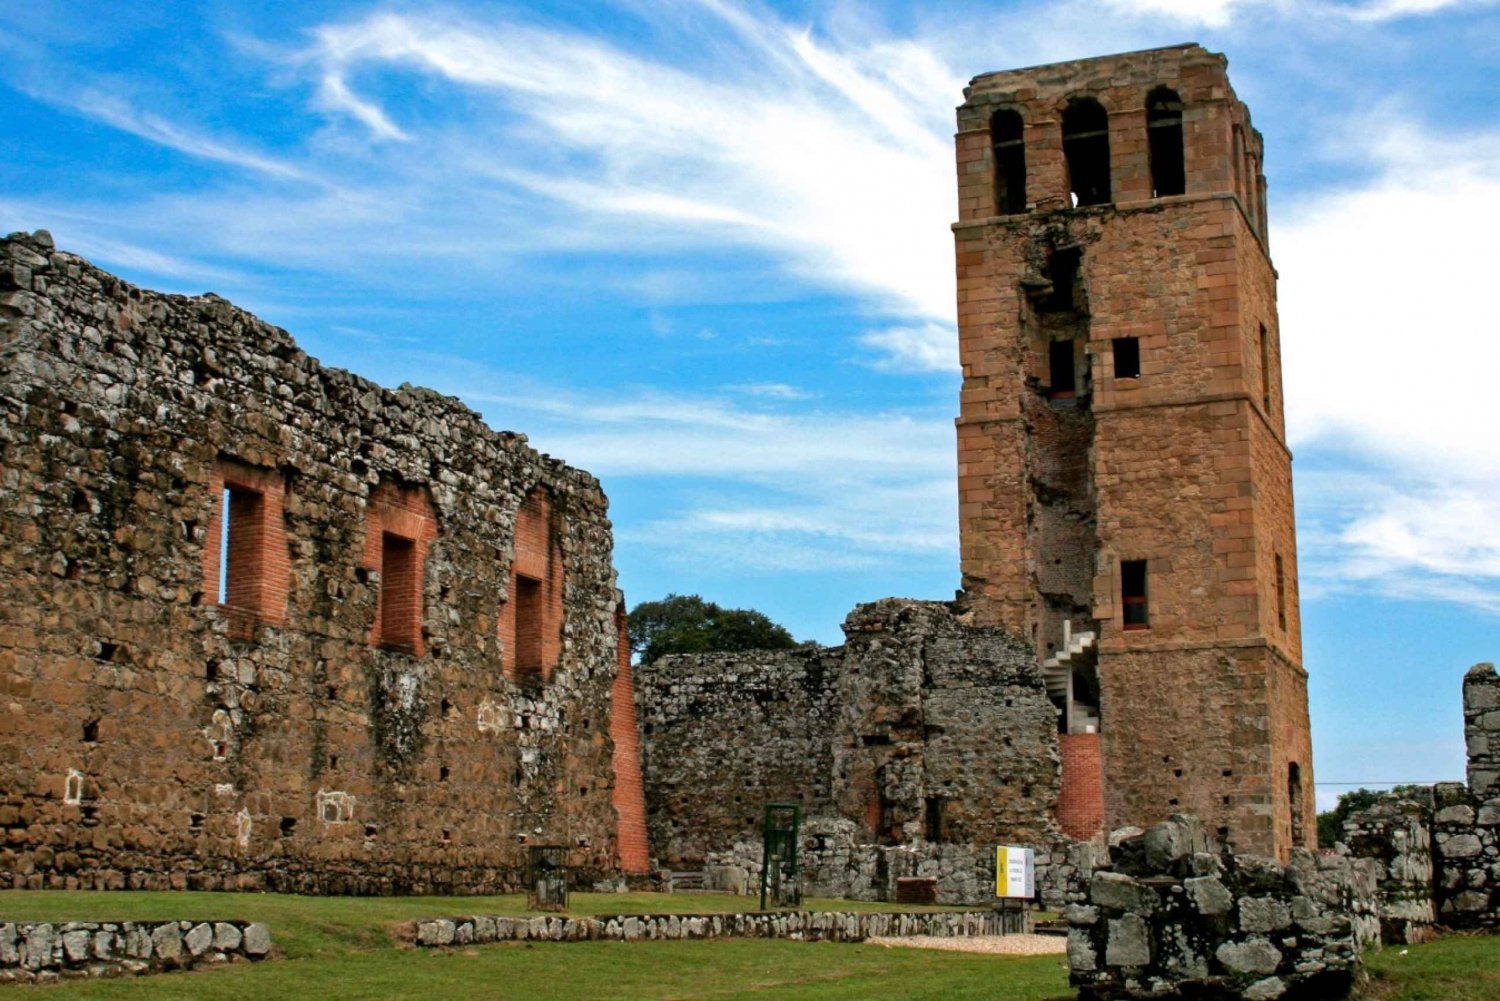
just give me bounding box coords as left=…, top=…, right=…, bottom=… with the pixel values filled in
left=1278, top=114, right=1500, bottom=615
left=727, top=382, right=817, bottom=400
left=857, top=322, right=958, bottom=373
left=299, top=5, right=961, bottom=321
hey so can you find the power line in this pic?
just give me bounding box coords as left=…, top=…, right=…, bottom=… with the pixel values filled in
left=1313, top=781, right=1454, bottom=786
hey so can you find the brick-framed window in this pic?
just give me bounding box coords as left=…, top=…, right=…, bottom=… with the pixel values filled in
left=501, top=487, right=564, bottom=686
left=202, top=459, right=288, bottom=638
left=1121, top=559, right=1149, bottom=630
left=1049, top=339, right=1077, bottom=399
left=363, top=482, right=437, bottom=656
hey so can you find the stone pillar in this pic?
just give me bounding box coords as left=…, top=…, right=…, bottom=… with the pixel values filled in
left=1464, top=663, right=1499, bottom=800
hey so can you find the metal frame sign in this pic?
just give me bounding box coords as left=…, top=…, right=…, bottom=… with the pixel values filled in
left=995, top=845, right=1035, bottom=899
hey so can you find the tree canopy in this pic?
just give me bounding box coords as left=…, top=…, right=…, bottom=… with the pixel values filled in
left=628, top=593, right=799, bottom=664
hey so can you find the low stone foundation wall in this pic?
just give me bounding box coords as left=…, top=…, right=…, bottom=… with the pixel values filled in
left=1067, top=817, right=1379, bottom=1000
left=0, top=920, right=271, bottom=983
left=411, top=909, right=1007, bottom=946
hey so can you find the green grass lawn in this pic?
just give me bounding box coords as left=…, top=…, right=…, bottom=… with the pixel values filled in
left=0, top=890, right=1070, bottom=1000
left=1360, top=934, right=1500, bottom=1001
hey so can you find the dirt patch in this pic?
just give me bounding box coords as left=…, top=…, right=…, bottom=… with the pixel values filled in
left=864, top=934, right=1067, bottom=956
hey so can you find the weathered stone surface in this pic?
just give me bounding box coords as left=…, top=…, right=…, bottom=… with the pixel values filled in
left=150, top=923, right=183, bottom=962
left=212, top=923, right=242, bottom=951
left=242, top=923, right=272, bottom=956
left=1091, top=872, right=1157, bottom=915
left=1239, top=897, right=1291, bottom=933
left=1216, top=938, right=1282, bottom=975
left=1105, top=914, right=1150, bottom=967
left=184, top=923, right=214, bottom=956
left=0, top=230, right=643, bottom=894
left=1184, top=875, right=1232, bottom=916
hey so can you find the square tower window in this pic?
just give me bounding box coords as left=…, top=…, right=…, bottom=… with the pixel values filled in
left=1049, top=340, right=1077, bottom=399
left=1112, top=337, right=1141, bottom=379
left=1122, top=560, right=1149, bottom=630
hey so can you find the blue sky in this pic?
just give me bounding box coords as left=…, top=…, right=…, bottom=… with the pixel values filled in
left=3, top=0, right=1497, bottom=811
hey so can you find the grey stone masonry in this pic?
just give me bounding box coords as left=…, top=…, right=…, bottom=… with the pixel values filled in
left=1431, top=780, right=1500, bottom=929
left=1465, top=663, right=1499, bottom=800
left=410, top=908, right=1006, bottom=946
left=1340, top=792, right=1435, bottom=944
left=1067, top=816, right=1379, bottom=1001
left=0, top=920, right=271, bottom=983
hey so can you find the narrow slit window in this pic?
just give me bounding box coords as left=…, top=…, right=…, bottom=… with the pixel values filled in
left=514, top=573, right=544, bottom=684
left=1122, top=560, right=1149, bottom=630
left=379, top=532, right=419, bottom=652
left=1275, top=553, right=1287, bottom=631
left=1146, top=87, right=1185, bottom=198
left=1288, top=762, right=1304, bottom=845
left=220, top=484, right=265, bottom=609
left=1113, top=337, right=1141, bottom=379
left=1258, top=323, right=1272, bottom=412
left=1049, top=340, right=1077, bottom=399
left=990, top=109, right=1026, bottom=215
left=1062, top=98, right=1111, bottom=206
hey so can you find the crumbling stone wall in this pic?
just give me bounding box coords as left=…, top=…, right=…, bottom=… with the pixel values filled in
left=639, top=599, right=1071, bottom=904
left=640, top=646, right=841, bottom=865
left=1339, top=792, right=1435, bottom=943
left=0, top=231, right=645, bottom=892
left=1067, top=816, right=1379, bottom=1001
left=1, top=919, right=271, bottom=983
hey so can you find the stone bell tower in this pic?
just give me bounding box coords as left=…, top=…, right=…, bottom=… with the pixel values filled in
left=952, top=44, right=1313, bottom=858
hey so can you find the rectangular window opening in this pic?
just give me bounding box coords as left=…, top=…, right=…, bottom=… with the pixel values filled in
left=220, top=484, right=265, bottom=609
left=1122, top=560, right=1149, bottom=631
left=1274, top=553, right=1287, bottom=632
left=379, top=532, right=419, bottom=652
left=1048, top=339, right=1077, bottom=399
left=1112, top=337, right=1141, bottom=379
left=514, top=573, right=544, bottom=684
left=1041, top=247, right=1081, bottom=313
left=924, top=796, right=948, bottom=843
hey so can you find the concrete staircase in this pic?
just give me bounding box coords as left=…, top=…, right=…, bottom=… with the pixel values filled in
left=1042, top=622, right=1099, bottom=732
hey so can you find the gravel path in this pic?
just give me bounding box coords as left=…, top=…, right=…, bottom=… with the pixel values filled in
left=864, top=933, right=1067, bottom=955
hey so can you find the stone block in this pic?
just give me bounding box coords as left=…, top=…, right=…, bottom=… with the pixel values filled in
left=212, top=923, right=241, bottom=951
left=1105, top=914, right=1151, bottom=968
left=184, top=923, right=213, bottom=956
left=1216, top=937, right=1282, bottom=975
left=1185, top=875, right=1232, bottom=915
left=242, top=923, right=272, bottom=956
left=1091, top=871, right=1158, bottom=914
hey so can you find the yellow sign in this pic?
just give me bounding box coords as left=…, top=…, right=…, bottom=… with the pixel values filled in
left=995, top=845, right=1035, bottom=899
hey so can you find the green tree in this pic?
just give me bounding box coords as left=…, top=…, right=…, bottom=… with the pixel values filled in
left=628, top=593, right=799, bottom=664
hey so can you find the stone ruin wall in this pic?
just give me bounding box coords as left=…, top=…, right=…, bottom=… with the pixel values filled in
left=0, top=231, right=647, bottom=893
left=639, top=599, right=1090, bottom=906
left=1067, top=816, right=1379, bottom=1001
left=1335, top=663, right=1499, bottom=934
left=1430, top=662, right=1500, bottom=927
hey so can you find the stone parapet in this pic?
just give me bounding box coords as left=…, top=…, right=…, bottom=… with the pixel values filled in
left=0, top=919, right=271, bottom=983
left=1340, top=793, right=1435, bottom=943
